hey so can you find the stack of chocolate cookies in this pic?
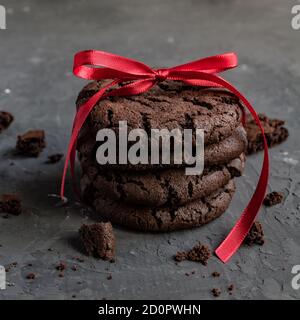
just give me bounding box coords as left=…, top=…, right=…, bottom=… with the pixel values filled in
left=76, top=81, right=247, bottom=232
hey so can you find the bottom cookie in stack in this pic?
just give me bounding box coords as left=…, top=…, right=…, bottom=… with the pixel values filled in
left=79, top=153, right=245, bottom=232
left=85, top=180, right=236, bottom=232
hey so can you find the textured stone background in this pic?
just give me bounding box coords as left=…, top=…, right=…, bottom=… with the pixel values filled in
left=0, top=0, right=299, bottom=300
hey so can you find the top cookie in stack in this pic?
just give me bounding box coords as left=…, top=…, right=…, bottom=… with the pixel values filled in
left=76, top=81, right=247, bottom=232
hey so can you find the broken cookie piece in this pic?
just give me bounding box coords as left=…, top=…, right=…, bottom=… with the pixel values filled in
left=16, top=130, right=46, bottom=157
left=79, top=222, right=115, bottom=261
left=0, top=194, right=22, bottom=215
left=244, top=221, right=265, bottom=246
left=263, top=191, right=284, bottom=207
left=245, top=113, right=289, bottom=154
left=0, top=111, right=14, bottom=133
left=174, top=243, right=211, bottom=265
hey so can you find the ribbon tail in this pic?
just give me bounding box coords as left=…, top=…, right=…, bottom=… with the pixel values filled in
left=60, top=81, right=118, bottom=200
left=209, top=76, right=269, bottom=263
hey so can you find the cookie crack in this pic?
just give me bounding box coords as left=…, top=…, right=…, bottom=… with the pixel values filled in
left=183, top=97, right=214, bottom=110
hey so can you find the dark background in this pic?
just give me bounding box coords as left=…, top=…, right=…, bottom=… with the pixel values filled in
left=0, top=0, right=299, bottom=299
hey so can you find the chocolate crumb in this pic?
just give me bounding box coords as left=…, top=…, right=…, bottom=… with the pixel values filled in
left=107, top=274, right=112, bottom=280
left=244, top=221, right=265, bottom=246
left=46, top=153, right=63, bottom=164
left=16, top=130, right=46, bottom=157
left=79, top=222, right=115, bottom=261
left=0, top=111, right=14, bottom=133
left=174, top=243, right=211, bottom=265
left=0, top=194, right=22, bottom=215
left=245, top=113, right=289, bottom=154
left=71, top=265, right=78, bottom=271
left=263, top=191, right=284, bottom=207
left=56, top=262, right=66, bottom=271
left=5, top=262, right=18, bottom=273
left=26, top=273, right=36, bottom=280
left=212, top=271, right=220, bottom=277
left=72, top=294, right=76, bottom=298
left=58, top=273, right=64, bottom=278
left=174, top=251, right=187, bottom=262
left=228, top=284, right=234, bottom=292
left=185, top=270, right=196, bottom=276
left=212, top=288, right=221, bottom=297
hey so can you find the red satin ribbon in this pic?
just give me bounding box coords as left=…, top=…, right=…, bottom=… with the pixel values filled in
left=61, top=50, right=269, bottom=263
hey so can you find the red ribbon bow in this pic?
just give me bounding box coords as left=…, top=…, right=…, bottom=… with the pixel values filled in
left=61, top=50, right=269, bottom=263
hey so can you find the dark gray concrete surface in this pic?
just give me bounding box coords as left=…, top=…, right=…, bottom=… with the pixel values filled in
left=0, top=0, right=299, bottom=300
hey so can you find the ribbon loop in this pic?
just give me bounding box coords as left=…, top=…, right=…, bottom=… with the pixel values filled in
left=62, top=50, right=269, bottom=264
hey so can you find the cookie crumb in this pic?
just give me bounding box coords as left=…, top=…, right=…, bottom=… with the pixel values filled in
left=16, top=130, right=46, bottom=157
left=245, top=113, right=289, bottom=154
left=174, top=243, right=211, bottom=265
left=185, top=270, right=196, bottom=277
left=26, top=273, right=36, bottom=280
left=263, top=191, right=284, bottom=207
left=212, top=271, right=220, bottom=277
left=79, top=222, right=115, bottom=261
left=174, top=251, right=187, bottom=262
left=0, top=194, right=22, bottom=215
left=211, top=288, right=221, bottom=297
left=46, top=153, right=63, bottom=164
left=5, top=262, right=18, bottom=273
left=56, top=262, right=66, bottom=271
left=244, top=221, right=265, bottom=246
left=0, top=111, right=14, bottom=133
left=228, top=284, right=234, bottom=292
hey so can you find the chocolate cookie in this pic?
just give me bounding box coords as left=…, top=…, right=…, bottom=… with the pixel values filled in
left=80, top=154, right=244, bottom=207
left=245, top=113, right=289, bottom=154
left=78, top=126, right=247, bottom=171
left=90, top=180, right=235, bottom=232
left=77, top=80, right=243, bottom=146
